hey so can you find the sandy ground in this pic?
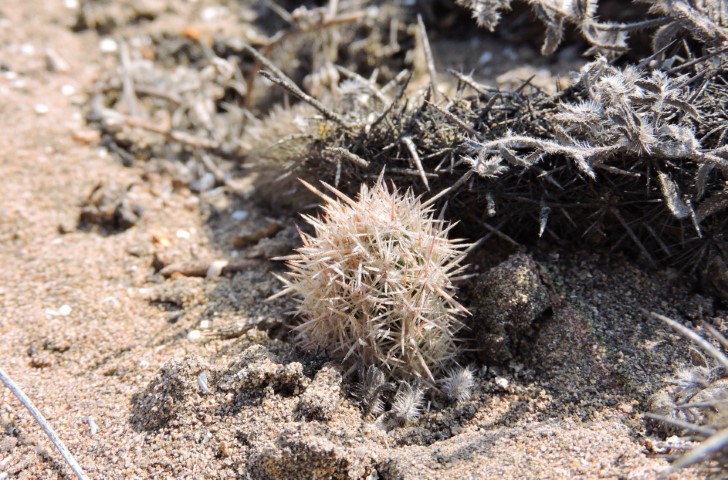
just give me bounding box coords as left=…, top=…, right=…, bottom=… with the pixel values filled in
left=1, top=1, right=726, bottom=479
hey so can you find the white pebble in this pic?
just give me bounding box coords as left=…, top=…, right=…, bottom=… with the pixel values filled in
left=231, top=210, right=249, bottom=221
left=99, top=38, right=118, bottom=54
left=58, top=304, right=72, bottom=316
left=138, top=360, right=150, bottom=369
left=64, top=0, right=79, bottom=8
left=197, top=373, right=211, bottom=394
left=494, top=377, right=509, bottom=389
left=19, top=43, right=35, bottom=56
left=85, top=416, right=98, bottom=436
left=187, top=330, right=202, bottom=341
left=206, top=260, right=228, bottom=279
left=199, top=319, right=211, bottom=330
left=100, top=296, right=120, bottom=308
left=176, top=229, right=191, bottom=240
left=478, top=51, right=493, bottom=65
left=34, top=104, right=49, bottom=115
left=61, top=84, right=76, bottom=96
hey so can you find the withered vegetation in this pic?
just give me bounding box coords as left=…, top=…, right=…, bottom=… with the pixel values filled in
left=85, top=1, right=727, bottom=291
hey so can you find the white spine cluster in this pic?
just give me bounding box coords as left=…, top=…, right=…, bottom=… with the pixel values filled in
left=273, top=175, right=469, bottom=383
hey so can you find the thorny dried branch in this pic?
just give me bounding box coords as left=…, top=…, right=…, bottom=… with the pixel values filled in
left=87, top=0, right=728, bottom=291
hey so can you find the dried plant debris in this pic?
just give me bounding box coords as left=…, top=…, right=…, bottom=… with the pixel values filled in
left=85, top=1, right=413, bottom=190
left=391, top=380, right=426, bottom=423
left=87, top=1, right=728, bottom=285
left=647, top=312, right=728, bottom=474
left=78, top=181, right=143, bottom=233
left=441, top=365, right=476, bottom=403
left=352, top=365, right=392, bottom=418
left=456, top=0, right=727, bottom=56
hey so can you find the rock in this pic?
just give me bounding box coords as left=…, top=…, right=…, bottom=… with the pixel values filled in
left=297, top=363, right=343, bottom=421
left=217, top=344, right=309, bottom=396
left=130, top=355, right=210, bottom=431
left=78, top=181, right=143, bottom=233
left=248, top=431, right=375, bottom=480
left=471, top=253, right=551, bottom=363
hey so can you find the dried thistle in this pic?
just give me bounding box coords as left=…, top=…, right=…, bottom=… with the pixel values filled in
left=392, top=380, right=425, bottom=423
left=272, top=174, right=470, bottom=384
left=353, top=365, right=392, bottom=417
left=647, top=312, right=728, bottom=473
left=441, top=365, right=476, bottom=403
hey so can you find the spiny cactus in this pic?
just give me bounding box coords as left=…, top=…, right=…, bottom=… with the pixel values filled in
left=271, top=174, right=470, bottom=384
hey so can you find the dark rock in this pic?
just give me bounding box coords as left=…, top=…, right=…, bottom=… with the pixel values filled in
left=471, top=253, right=551, bottom=363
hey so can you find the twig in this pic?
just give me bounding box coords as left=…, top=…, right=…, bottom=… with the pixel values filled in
left=649, top=312, right=728, bottom=371
left=401, top=136, right=429, bottom=190
left=612, top=208, right=657, bottom=268
left=242, top=43, right=352, bottom=129
left=416, top=15, right=438, bottom=103
left=424, top=100, right=479, bottom=137
left=243, top=9, right=368, bottom=109
left=0, top=367, right=90, bottom=480
left=322, top=147, right=370, bottom=168
left=118, top=40, right=139, bottom=118
left=334, top=65, right=389, bottom=104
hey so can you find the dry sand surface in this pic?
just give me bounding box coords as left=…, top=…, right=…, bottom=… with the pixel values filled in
left=1, top=1, right=725, bottom=479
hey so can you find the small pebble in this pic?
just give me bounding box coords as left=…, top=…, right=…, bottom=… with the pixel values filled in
left=64, top=0, right=79, bottom=8
left=206, top=260, right=228, bottom=279
left=19, top=43, right=35, bottom=56
left=99, top=38, right=118, bottom=54
left=199, top=319, right=211, bottom=330
left=85, top=416, right=98, bottom=436
left=198, top=373, right=211, bottom=394
left=494, top=377, right=509, bottom=389
left=187, top=330, right=202, bottom=341
left=478, top=51, right=493, bottom=65
left=176, top=229, right=191, bottom=240
left=45, top=304, right=72, bottom=316
left=34, top=104, right=49, bottom=115
left=231, top=210, right=249, bottom=221
left=61, top=84, right=76, bottom=96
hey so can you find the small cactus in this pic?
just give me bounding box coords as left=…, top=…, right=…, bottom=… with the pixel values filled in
left=272, top=175, right=469, bottom=383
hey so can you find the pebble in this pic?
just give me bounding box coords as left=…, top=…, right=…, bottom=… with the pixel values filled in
left=231, top=210, right=249, bottom=221
left=187, top=330, right=202, bottom=341
left=494, top=377, right=509, bottom=389
left=19, top=43, right=35, bottom=56
left=45, top=304, right=72, bottom=316
left=34, top=103, right=49, bottom=115
left=99, top=38, right=118, bottom=54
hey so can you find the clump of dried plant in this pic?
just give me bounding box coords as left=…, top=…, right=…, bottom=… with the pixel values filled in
left=647, top=312, right=728, bottom=473
left=86, top=1, right=728, bottom=298
left=441, top=365, right=476, bottom=403
left=247, top=4, right=727, bottom=289
left=270, top=175, right=470, bottom=384
left=456, top=0, right=727, bottom=57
